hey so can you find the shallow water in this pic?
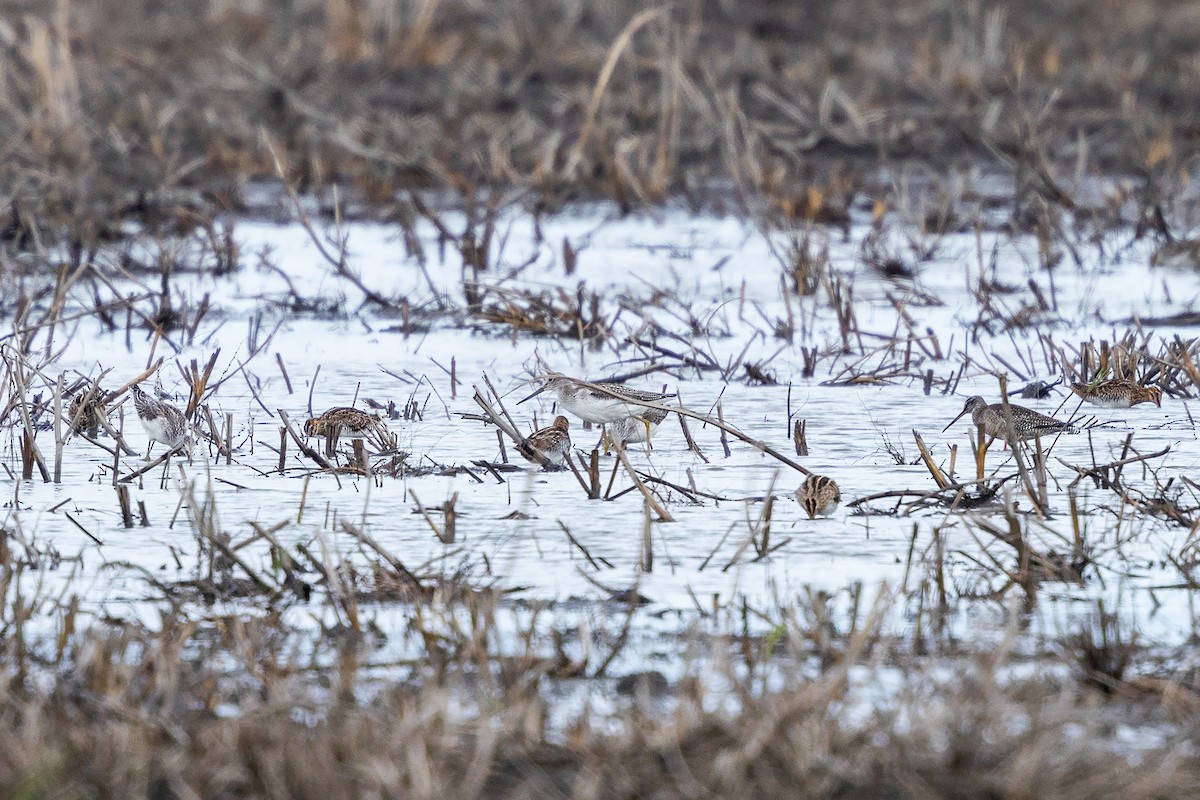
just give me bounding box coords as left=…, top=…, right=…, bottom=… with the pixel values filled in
left=6, top=201, right=1200, bottom=666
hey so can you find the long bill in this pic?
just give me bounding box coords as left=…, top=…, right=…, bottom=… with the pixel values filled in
left=941, top=407, right=971, bottom=433
left=516, top=384, right=547, bottom=405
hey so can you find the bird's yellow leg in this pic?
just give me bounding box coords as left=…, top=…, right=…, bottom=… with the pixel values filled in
left=642, top=418, right=653, bottom=453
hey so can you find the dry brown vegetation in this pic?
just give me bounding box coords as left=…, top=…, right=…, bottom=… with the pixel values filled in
left=2, top=549, right=1199, bottom=799
left=2, top=0, right=1200, bottom=243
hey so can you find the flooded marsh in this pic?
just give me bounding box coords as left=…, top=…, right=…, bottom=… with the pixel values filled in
left=6, top=0, right=1200, bottom=795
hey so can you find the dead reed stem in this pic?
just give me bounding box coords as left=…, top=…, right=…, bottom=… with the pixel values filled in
left=612, top=439, right=675, bottom=522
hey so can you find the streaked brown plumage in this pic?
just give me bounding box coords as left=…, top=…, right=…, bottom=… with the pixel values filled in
left=67, top=391, right=106, bottom=438
left=517, top=416, right=572, bottom=467
left=943, top=396, right=1074, bottom=442
left=1070, top=379, right=1162, bottom=409
left=796, top=475, right=840, bottom=519
left=304, top=407, right=386, bottom=453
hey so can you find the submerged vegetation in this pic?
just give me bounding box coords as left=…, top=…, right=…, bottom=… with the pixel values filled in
left=2, top=0, right=1200, bottom=796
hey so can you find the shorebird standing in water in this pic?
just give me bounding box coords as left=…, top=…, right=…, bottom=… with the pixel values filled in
left=943, top=395, right=1074, bottom=478
left=518, top=375, right=673, bottom=448
left=1070, top=379, right=1162, bottom=409
left=132, top=385, right=192, bottom=458
left=796, top=474, right=840, bottom=519
left=516, top=416, right=572, bottom=468
left=303, top=407, right=388, bottom=455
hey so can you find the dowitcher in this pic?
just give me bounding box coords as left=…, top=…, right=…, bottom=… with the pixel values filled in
left=132, top=385, right=191, bottom=457
left=518, top=375, right=673, bottom=445
left=1070, top=379, right=1162, bottom=409
left=303, top=407, right=387, bottom=453
left=606, top=406, right=670, bottom=446
left=516, top=415, right=572, bottom=467
left=796, top=475, right=840, bottom=519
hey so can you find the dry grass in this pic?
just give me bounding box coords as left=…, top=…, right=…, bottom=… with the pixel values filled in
left=0, top=571, right=1197, bottom=798
left=0, top=0, right=1199, bottom=247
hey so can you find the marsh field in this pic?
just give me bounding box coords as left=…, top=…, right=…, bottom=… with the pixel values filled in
left=5, top=0, right=1200, bottom=797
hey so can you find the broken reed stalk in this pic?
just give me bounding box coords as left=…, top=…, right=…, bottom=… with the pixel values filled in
left=483, top=373, right=522, bottom=435
left=277, top=410, right=334, bottom=470
left=248, top=521, right=311, bottom=601
left=116, top=445, right=183, bottom=483
left=612, top=439, right=674, bottom=522
left=996, top=375, right=1050, bottom=517
left=441, top=494, right=457, bottom=543
left=10, top=356, right=50, bottom=482
left=111, top=421, right=120, bottom=487
left=975, top=426, right=987, bottom=482
left=757, top=473, right=777, bottom=557
left=603, top=452, right=623, bottom=499
left=1035, top=436, right=1049, bottom=511
left=116, top=484, right=134, bottom=528
left=208, top=529, right=276, bottom=596
left=63, top=512, right=104, bottom=546
left=225, top=413, right=233, bottom=465
left=676, top=408, right=707, bottom=462
left=794, top=419, right=808, bottom=456
left=558, top=521, right=611, bottom=569
left=265, top=135, right=397, bottom=310
left=352, top=439, right=371, bottom=475
left=566, top=450, right=598, bottom=498
left=180, top=349, right=221, bottom=418
left=716, top=401, right=732, bottom=458
left=297, top=475, right=311, bottom=523
left=641, top=500, right=653, bottom=572
left=409, top=489, right=452, bottom=543
left=53, top=372, right=63, bottom=483
left=275, top=353, right=293, bottom=394
left=278, top=427, right=287, bottom=472
left=913, top=430, right=950, bottom=489
left=203, top=406, right=226, bottom=460
left=471, top=385, right=521, bottom=442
